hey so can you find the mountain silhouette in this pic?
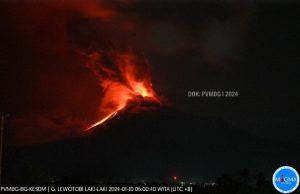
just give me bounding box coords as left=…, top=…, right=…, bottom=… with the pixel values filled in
left=3, top=106, right=300, bottom=184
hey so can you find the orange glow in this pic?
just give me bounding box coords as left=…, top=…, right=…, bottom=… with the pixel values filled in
left=85, top=107, right=122, bottom=131
left=84, top=51, right=161, bottom=130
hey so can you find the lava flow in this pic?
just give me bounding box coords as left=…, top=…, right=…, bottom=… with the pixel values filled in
left=84, top=50, right=161, bottom=131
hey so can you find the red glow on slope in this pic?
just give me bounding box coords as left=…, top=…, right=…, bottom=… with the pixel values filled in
left=86, top=108, right=120, bottom=130
left=84, top=51, right=161, bottom=130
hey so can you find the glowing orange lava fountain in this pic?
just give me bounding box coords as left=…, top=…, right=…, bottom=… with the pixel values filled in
left=84, top=50, right=161, bottom=131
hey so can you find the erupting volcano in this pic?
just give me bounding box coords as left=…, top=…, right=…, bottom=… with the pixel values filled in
left=83, top=50, right=161, bottom=131
left=3, top=0, right=167, bottom=145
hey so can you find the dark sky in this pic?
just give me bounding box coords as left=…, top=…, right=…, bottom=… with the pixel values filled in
left=1, top=0, right=299, bottom=145
left=139, top=0, right=300, bottom=143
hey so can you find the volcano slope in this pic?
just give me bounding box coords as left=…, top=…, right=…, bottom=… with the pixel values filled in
left=3, top=106, right=300, bottom=184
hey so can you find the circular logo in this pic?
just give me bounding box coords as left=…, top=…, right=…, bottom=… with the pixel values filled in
left=273, top=166, right=299, bottom=193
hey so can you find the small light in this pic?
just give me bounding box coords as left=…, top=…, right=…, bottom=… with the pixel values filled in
left=173, top=176, right=177, bottom=181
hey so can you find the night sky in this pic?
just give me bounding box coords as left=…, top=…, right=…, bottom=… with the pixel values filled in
left=1, top=0, right=300, bottom=146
